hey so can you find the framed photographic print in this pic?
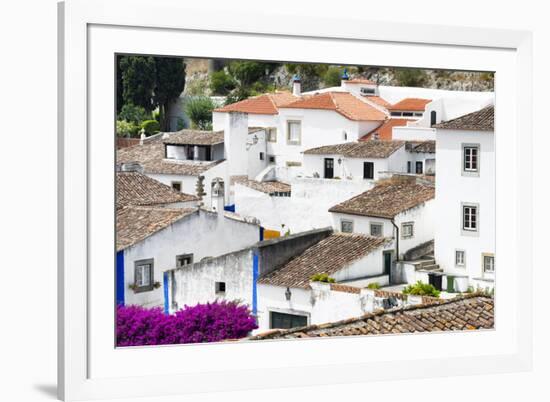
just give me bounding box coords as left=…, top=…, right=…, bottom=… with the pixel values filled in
left=58, top=0, right=533, bottom=400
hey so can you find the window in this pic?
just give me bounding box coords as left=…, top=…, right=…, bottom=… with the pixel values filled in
left=215, top=281, right=226, bottom=294
left=403, top=112, right=413, bottom=117
left=370, top=223, right=383, bottom=237
left=483, top=255, right=495, bottom=273
left=455, top=250, right=466, bottom=267
left=270, top=311, right=308, bottom=329
left=341, top=220, right=354, bottom=233
left=267, top=128, right=277, bottom=142
left=407, top=161, right=412, bottom=173
left=287, top=121, right=301, bottom=145
left=430, top=110, right=437, bottom=126
left=463, top=144, right=480, bottom=173
left=390, top=111, right=402, bottom=117
left=415, top=161, right=423, bottom=174
left=134, top=259, right=154, bottom=292
left=259, top=152, right=265, bottom=161
left=171, top=181, right=182, bottom=192
left=268, top=155, right=276, bottom=164
left=363, top=162, right=374, bottom=179
left=401, top=222, right=414, bottom=238
left=343, top=131, right=348, bottom=141
left=360, top=87, right=376, bottom=95
left=414, top=112, right=423, bottom=117
left=462, top=204, right=478, bottom=232
left=176, top=254, right=193, bottom=268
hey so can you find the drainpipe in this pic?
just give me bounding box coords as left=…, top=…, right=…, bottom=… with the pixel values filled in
left=391, top=218, right=399, bottom=261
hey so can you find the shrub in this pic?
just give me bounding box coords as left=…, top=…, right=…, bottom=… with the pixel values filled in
left=141, top=119, right=160, bottom=135
left=393, top=68, right=428, bottom=87
left=209, top=70, right=237, bottom=95
left=116, top=120, right=139, bottom=137
left=185, top=96, right=215, bottom=130
left=323, top=66, right=343, bottom=87
left=116, top=301, right=258, bottom=347
left=118, top=103, right=151, bottom=125
left=367, top=282, right=381, bottom=290
left=402, top=281, right=440, bottom=297
left=310, top=273, right=336, bottom=283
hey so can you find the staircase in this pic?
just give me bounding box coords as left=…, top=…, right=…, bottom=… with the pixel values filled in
left=416, top=254, right=442, bottom=272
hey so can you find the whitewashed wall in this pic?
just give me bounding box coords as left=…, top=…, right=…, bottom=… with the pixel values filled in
left=247, top=129, right=268, bottom=179
left=434, top=128, right=495, bottom=286
left=123, top=209, right=260, bottom=308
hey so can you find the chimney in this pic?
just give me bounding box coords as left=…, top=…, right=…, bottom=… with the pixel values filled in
left=292, top=74, right=301, bottom=96
left=223, top=112, right=249, bottom=177
left=139, top=128, right=146, bottom=145
left=341, top=68, right=350, bottom=87
left=211, top=178, right=225, bottom=219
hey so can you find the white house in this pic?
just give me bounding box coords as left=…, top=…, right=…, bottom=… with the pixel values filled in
left=433, top=105, right=495, bottom=292
left=256, top=232, right=392, bottom=331
left=116, top=187, right=261, bottom=309
left=328, top=176, right=436, bottom=265
left=302, top=140, right=406, bottom=181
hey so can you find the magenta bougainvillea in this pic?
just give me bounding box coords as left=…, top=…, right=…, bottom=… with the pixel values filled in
left=116, top=301, right=258, bottom=346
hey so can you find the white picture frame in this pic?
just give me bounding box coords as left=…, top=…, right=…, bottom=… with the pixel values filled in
left=58, top=0, right=533, bottom=400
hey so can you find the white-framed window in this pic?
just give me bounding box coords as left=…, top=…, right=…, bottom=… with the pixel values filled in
left=287, top=120, right=301, bottom=145
left=370, top=222, right=383, bottom=237
left=463, top=144, right=480, bottom=174
left=483, top=255, right=495, bottom=273
left=267, top=128, right=277, bottom=142
left=455, top=250, right=466, bottom=267
left=401, top=222, right=414, bottom=238
left=341, top=220, right=354, bottom=233
left=462, top=204, right=479, bottom=232
left=134, top=259, right=154, bottom=292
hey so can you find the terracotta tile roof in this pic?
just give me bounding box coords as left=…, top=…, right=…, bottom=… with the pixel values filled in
left=117, top=140, right=224, bottom=176
left=116, top=206, right=196, bottom=251
left=360, top=119, right=410, bottom=141
left=329, top=180, right=435, bottom=219
left=281, top=92, right=386, bottom=121
left=249, top=294, right=494, bottom=339
left=345, top=78, right=376, bottom=85
left=258, top=233, right=390, bottom=289
left=303, top=140, right=405, bottom=159
left=116, top=172, right=198, bottom=208
left=389, top=98, right=431, bottom=111
left=365, top=96, right=392, bottom=108
left=213, top=92, right=298, bottom=115
left=433, top=105, right=494, bottom=131
left=406, top=140, right=436, bottom=153
left=233, top=177, right=291, bottom=195
left=163, top=129, right=224, bottom=145
left=330, top=283, right=361, bottom=294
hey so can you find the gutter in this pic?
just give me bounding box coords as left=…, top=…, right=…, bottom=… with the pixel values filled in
left=391, top=218, right=399, bottom=261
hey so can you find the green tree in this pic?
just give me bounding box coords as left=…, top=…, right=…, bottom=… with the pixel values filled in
left=209, top=70, right=237, bottom=95
left=119, top=56, right=156, bottom=112
left=285, top=63, right=329, bottom=91
left=185, top=97, right=215, bottom=130
left=116, top=120, right=139, bottom=137
left=140, top=120, right=160, bottom=135
left=154, top=57, right=186, bottom=131
left=322, top=66, right=343, bottom=87
left=227, top=61, right=278, bottom=86
left=118, top=104, right=150, bottom=125
left=394, top=68, right=428, bottom=87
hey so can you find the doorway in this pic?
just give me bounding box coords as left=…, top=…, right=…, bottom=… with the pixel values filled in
left=324, top=158, right=334, bottom=178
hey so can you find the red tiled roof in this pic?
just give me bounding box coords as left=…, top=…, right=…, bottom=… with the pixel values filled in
left=281, top=92, right=386, bottom=121
left=360, top=118, right=410, bottom=141
left=389, top=98, right=431, bottom=112
left=213, top=92, right=297, bottom=115
left=365, top=96, right=392, bottom=108
left=433, top=105, right=494, bottom=131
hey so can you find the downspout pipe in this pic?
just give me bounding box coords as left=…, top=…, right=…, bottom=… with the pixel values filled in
left=391, top=218, right=399, bottom=261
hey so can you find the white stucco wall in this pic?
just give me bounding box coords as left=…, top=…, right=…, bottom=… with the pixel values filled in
left=234, top=178, right=373, bottom=234
left=434, top=128, right=495, bottom=285
left=393, top=127, right=436, bottom=141
left=122, top=209, right=260, bottom=308
left=247, top=129, right=268, bottom=179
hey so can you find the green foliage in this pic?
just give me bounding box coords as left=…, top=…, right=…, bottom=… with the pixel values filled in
left=154, top=57, right=186, bottom=130
left=116, top=120, right=139, bottom=137
left=118, top=104, right=151, bottom=125
left=186, top=77, right=209, bottom=96
left=394, top=68, right=428, bottom=87
left=479, top=72, right=494, bottom=82
left=310, top=273, right=336, bottom=283
left=140, top=119, right=160, bottom=135
left=185, top=96, right=215, bottom=130
left=228, top=61, right=268, bottom=86
left=119, top=56, right=157, bottom=112
left=209, top=70, right=237, bottom=95
left=224, top=86, right=252, bottom=105
left=323, top=66, right=343, bottom=87
left=366, top=282, right=381, bottom=290
left=402, top=281, right=440, bottom=297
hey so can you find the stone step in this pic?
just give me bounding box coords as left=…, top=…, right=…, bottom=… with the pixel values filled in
left=422, top=264, right=440, bottom=271
left=420, top=259, right=436, bottom=268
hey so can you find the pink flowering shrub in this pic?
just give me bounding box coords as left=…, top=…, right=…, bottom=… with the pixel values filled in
left=116, top=301, right=257, bottom=346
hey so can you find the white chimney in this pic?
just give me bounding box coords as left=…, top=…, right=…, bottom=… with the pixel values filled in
left=223, top=112, right=249, bottom=177
left=292, top=74, right=301, bottom=96
left=211, top=178, right=225, bottom=219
